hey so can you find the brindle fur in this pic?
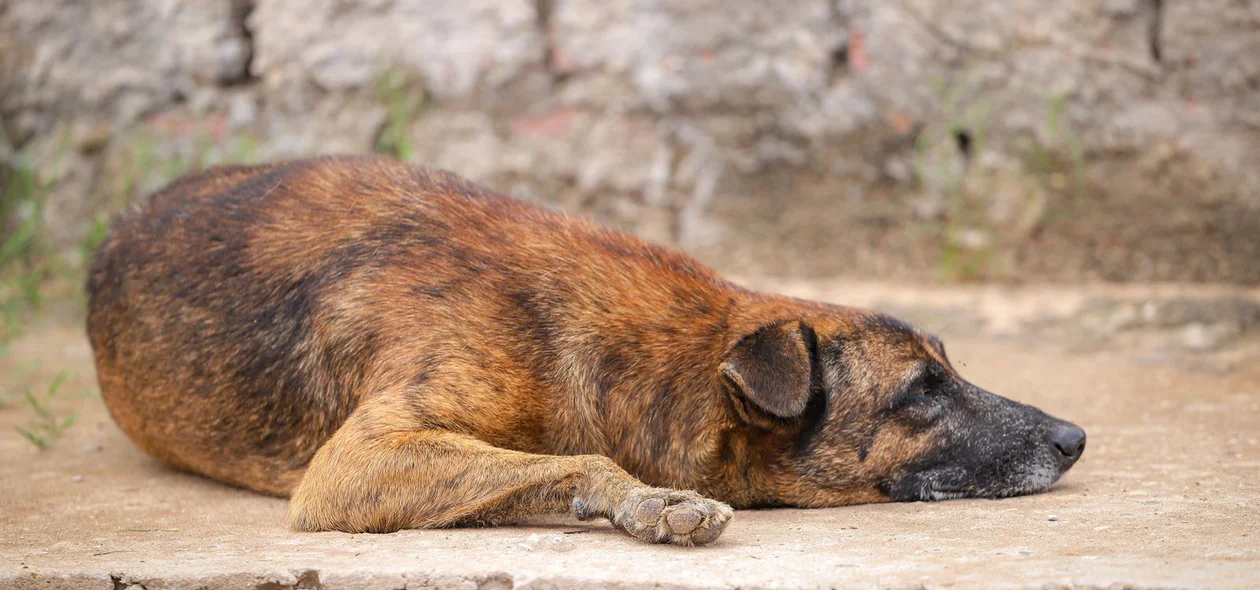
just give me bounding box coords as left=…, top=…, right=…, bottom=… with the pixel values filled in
left=87, top=155, right=1084, bottom=545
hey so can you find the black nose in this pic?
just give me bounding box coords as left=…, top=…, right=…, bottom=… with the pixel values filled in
left=1051, top=423, right=1087, bottom=461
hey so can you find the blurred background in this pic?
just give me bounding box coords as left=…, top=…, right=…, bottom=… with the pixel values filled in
left=1, top=0, right=1259, bottom=340
left=2, top=4, right=1260, bottom=579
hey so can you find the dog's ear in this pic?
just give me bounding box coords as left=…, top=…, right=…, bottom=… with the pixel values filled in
left=721, top=320, right=816, bottom=421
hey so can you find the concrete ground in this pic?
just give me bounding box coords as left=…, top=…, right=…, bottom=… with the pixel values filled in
left=2, top=282, right=1258, bottom=590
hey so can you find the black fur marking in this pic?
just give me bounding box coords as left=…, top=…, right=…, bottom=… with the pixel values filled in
left=792, top=323, right=829, bottom=454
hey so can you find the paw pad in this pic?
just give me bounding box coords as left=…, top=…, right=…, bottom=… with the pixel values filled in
left=614, top=488, right=733, bottom=546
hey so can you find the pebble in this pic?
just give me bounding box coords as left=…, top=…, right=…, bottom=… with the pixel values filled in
left=1178, top=322, right=1237, bottom=352
left=516, top=533, right=542, bottom=551
left=542, top=534, right=575, bottom=553
left=517, top=533, right=576, bottom=552
left=1047, top=515, right=1058, bottom=521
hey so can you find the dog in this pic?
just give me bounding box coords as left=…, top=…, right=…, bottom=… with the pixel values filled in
left=86, top=155, right=1085, bottom=546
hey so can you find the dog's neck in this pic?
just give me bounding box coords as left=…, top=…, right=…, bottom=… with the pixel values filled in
left=571, top=283, right=822, bottom=499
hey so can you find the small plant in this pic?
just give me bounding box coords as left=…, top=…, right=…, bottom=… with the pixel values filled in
left=114, top=122, right=264, bottom=207
left=0, top=149, right=61, bottom=343
left=912, top=76, right=1085, bottom=282
left=373, top=66, right=429, bottom=161
left=912, top=72, right=997, bottom=282
left=1016, top=93, right=1085, bottom=222
left=15, top=370, right=78, bottom=450
left=113, top=132, right=160, bottom=207
left=80, top=214, right=111, bottom=263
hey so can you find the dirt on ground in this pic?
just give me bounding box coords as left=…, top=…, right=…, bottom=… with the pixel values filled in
left=1, top=281, right=1258, bottom=590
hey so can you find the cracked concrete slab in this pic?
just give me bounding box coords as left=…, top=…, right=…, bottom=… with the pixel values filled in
left=2, top=284, right=1258, bottom=589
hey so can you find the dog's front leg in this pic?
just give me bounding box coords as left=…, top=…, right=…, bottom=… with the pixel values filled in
left=287, top=396, right=733, bottom=545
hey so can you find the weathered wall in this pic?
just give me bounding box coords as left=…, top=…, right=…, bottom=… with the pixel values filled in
left=2, top=0, right=1258, bottom=282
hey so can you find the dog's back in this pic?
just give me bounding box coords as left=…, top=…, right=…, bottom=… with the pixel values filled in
left=87, top=155, right=733, bottom=496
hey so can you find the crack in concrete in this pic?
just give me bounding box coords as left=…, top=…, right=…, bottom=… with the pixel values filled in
left=1147, top=0, right=1164, bottom=63
left=825, top=0, right=851, bottom=84
left=226, top=0, right=259, bottom=85
left=534, top=0, right=569, bottom=84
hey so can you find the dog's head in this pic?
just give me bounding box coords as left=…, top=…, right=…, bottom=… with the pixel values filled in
left=721, top=311, right=1085, bottom=506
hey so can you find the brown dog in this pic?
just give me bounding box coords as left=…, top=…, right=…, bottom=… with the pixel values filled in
left=86, top=155, right=1085, bottom=546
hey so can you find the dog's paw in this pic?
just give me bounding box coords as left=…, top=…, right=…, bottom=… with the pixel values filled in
left=611, top=488, right=733, bottom=546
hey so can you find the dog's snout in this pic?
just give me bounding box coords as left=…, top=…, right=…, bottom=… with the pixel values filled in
left=1051, top=422, right=1086, bottom=462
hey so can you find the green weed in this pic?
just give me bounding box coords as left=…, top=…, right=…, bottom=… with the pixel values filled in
left=912, top=74, right=997, bottom=282
left=14, top=370, right=77, bottom=450
left=0, top=151, right=59, bottom=343
left=1017, top=93, right=1085, bottom=222
left=373, top=66, right=429, bottom=161
left=113, top=132, right=159, bottom=208
left=913, top=78, right=1084, bottom=281
left=80, top=214, right=110, bottom=264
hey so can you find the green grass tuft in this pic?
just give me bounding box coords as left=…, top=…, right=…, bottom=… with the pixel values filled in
left=373, top=66, right=429, bottom=162
left=14, top=370, right=78, bottom=450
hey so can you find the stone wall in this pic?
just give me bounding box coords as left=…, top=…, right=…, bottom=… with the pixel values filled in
left=3, top=0, right=1258, bottom=282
